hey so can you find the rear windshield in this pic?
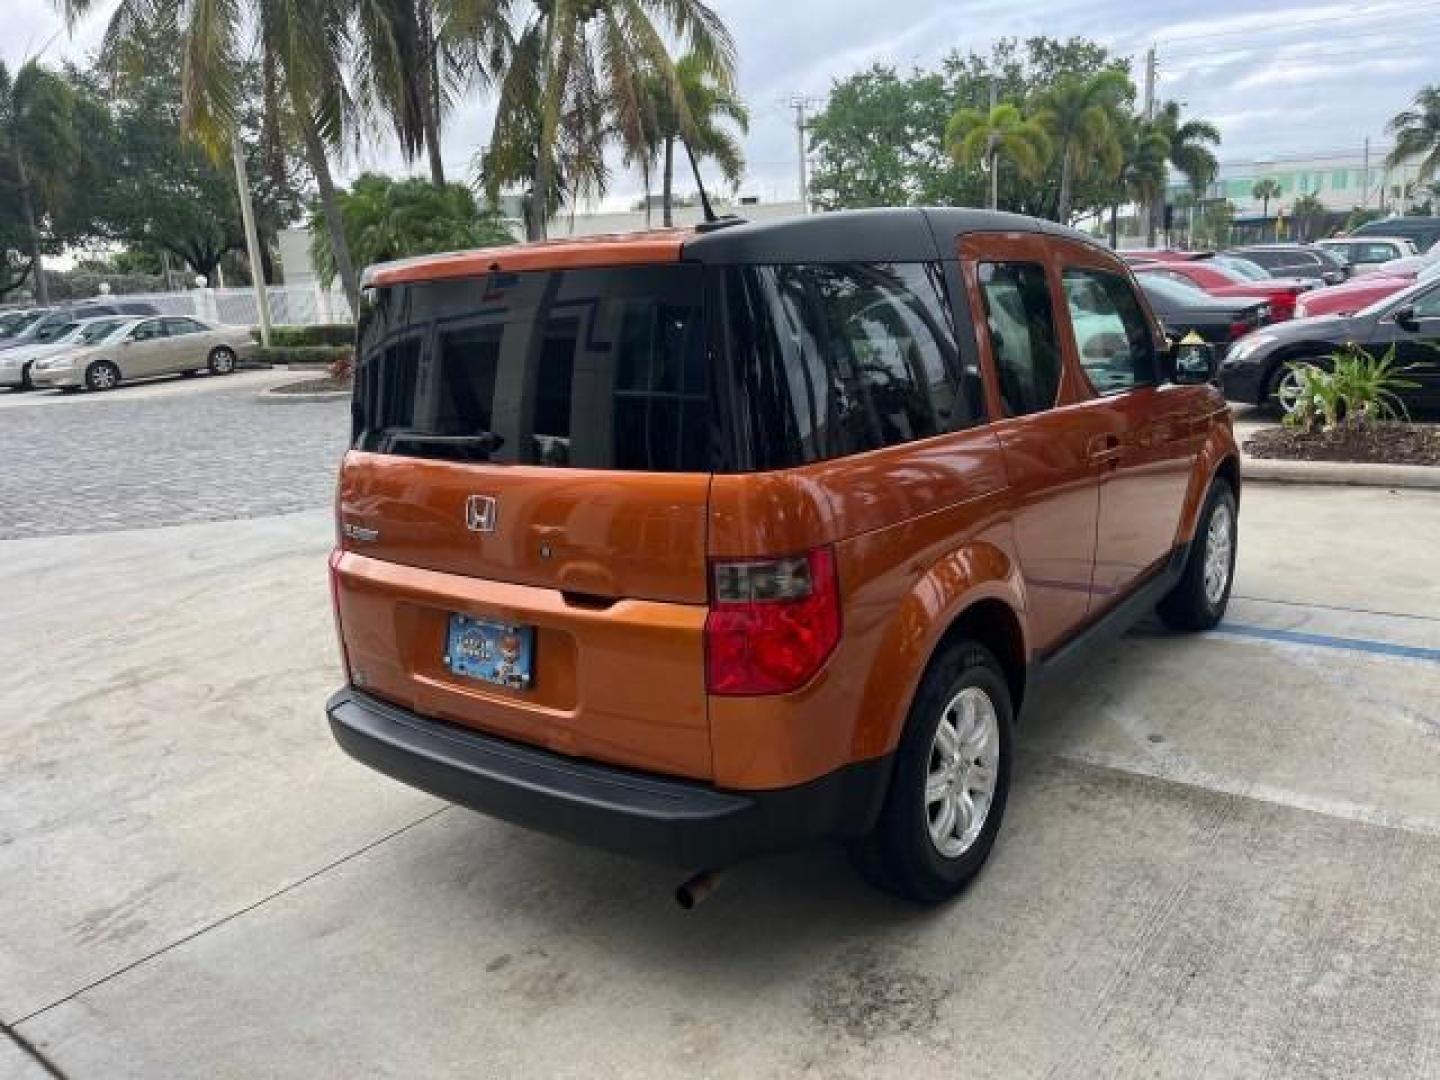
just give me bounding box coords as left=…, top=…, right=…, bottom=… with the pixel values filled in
left=355, top=265, right=710, bottom=471
left=354, top=260, right=970, bottom=473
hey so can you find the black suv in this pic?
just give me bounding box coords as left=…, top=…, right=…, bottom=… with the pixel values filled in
left=1224, top=245, right=1348, bottom=285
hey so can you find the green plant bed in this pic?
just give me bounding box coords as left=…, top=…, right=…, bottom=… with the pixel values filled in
left=252, top=345, right=354, bottom=366
left=250, top=323, right=355, bottom=348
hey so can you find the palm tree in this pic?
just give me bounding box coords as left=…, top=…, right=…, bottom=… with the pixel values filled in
left=647, top=53, right=748, bottom=226
left=945, top=102, right=1050, bottom=211
left=1112, top=114, right=1168, bottom=247
left=0, top=59, right=80, bottom=305
left=1252, top=176, right=1282, bottom=221
left=483, top=0, right=736, bottom=241
left=1152, top=100, right=1219, bottom=244
left=1387, top=84, right=1440, bottom=185
left=1032, top=69, right=1130, bottom=224
left=59, top=0, right=365, bottom=311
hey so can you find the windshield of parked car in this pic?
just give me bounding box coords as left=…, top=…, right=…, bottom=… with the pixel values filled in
left=77, top=319, right=129, bottom=344
left=33, top=321, right=81, bottom=344
left=1139, top=275, right=1215, bottom=304
left=1213, top=256, right=1269, bottom=281
left=0, top=311, right=46, bottom=338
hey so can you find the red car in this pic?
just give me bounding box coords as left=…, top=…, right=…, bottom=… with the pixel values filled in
left=1293, top=272, right=1416, bottom=318
left=1134, top=259, right=1314, bottom=321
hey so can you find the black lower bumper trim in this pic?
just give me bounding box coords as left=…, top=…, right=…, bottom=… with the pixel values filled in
left=327, top=688, right=891, bottom=868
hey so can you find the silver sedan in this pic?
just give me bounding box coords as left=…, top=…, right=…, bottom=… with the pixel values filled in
left=31, top=316, right=256, bottom=392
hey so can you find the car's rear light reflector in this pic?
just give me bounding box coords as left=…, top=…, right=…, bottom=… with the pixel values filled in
left=705, top=547, right=841, bottom=696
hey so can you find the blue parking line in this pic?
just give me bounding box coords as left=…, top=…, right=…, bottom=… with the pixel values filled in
left=1213, top=622, right=1440, bottom=664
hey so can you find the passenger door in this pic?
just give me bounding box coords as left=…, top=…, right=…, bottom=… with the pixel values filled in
left=161, top=317, right=209, bottom=373
left=1375, top=283, right=1440, bottom=409
left=117, top=318, right=170, bottom=378
left=1055, top=243, right=1205, bottom=600
left=957, top=233, right=1101, bottom=652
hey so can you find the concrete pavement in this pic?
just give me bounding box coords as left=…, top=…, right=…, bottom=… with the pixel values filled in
left=2, top=486, right=1439, bottom=1078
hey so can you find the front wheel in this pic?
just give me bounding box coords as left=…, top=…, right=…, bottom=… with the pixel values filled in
left=207, top=346, right=237, bottom=375
left=850, top=639, right=1013, bottom=903
left=85, top=360, right=121, bottom=392
left=1158, top=480, right=1237, bottom=632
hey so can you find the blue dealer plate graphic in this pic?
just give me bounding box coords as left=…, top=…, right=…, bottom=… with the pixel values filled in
left=444, top=615, right=535, bottom=690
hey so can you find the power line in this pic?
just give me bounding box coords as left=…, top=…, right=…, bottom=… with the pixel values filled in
left=1157, top=0, right=1440, bottom=45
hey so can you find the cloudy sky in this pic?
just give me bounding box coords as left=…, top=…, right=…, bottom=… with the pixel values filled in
left=8, top=0, right=1436, bottom=207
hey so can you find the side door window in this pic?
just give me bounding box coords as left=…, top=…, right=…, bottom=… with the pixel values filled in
left=976, top=262, right=1063, bottom=417
left=1061, top=269, right=1159, bottom=394
left=162, top=317, right=205, bottom=337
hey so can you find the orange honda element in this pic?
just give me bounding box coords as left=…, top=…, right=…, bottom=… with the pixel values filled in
left=327, top=209, right=1239, bottom=902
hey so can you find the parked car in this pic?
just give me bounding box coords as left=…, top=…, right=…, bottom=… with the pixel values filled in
left=1121, top=248, right=1212, bottom=264
left=1292, top=261, right=1440, bottom=319
left=1222, top=272, right=1440, bottom=411
left=0, top=301, right=161, bottom=354
left=325, top=208, right=1241, bottom=904
left=1348, top=216, right=1440, bottom=254
left=30, top=315, right=253, bottom=391
left=0, top=307, right=54, bottom=347
left=0, top=316, right=136, bottom=390
left=1134, top=259, right=1313, bottom=321
left=1136, top=274, right=1272, bottom=353
left=1224, top=244, right=1349, bottom=285
left=1316, top=237, right=1419, bottom=273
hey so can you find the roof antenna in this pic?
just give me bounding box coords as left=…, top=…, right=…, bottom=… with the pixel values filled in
left=684, top=140, right=744, bottom=234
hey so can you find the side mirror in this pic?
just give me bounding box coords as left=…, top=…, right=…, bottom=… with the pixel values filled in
left=1170, top=335, right=1216, bottom=385
left=1393, top=305, right=1420, bottom=332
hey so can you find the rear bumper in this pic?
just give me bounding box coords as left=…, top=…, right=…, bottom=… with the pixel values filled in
left=327, top=687, right=891, bottom=868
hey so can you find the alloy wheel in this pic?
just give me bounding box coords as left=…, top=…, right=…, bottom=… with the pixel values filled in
left=925, top=686, right=1000, bottom=858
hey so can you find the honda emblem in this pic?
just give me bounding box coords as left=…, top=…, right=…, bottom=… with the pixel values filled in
left=465, top=494, right=498, bottom=533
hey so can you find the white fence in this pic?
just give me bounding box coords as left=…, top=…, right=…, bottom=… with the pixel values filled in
left=107, top=284, right=353, bottom=327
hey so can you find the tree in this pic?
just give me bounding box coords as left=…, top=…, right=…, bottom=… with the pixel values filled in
left=1193, top=199, right=1236, bottom=249
left=61, top=0, right=364, bottom=310
left=481, top=0, right=736, bottom=241
left=808, top=66, right=928, bottom=209
left=309, top=172, right=512, bottom=284
left=1291, top=192, right=1328, bottom=241
left=1387, top=84, right=1440, bottom=186
left=0, top=60, right=81, bottom=305
left=646, top=52, right=748, bottom=227
left=1112, top=114, right=1169, bottom=247
left=1152, top=100, right=1219, bottom=244
left=1252, top=177, right=1282, bottom=220
left=1032, top=68, right=1131, bottom=224
left=945, top=102, right=1049, bottom=210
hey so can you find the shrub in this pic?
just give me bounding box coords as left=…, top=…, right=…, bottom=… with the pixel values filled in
left=251, top=324, right=355, bottom=348
left=1281, top=344, right=1417, bottom=432
left=251, top=344, right=354, bottom=366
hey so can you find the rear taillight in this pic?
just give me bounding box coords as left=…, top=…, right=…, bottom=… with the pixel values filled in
left=704, top=547, right=841, bottom=696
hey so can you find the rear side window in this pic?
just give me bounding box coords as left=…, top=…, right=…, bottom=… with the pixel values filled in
left=355, top=265, right=711, bottom=471
left=724, top=262, right=967, bottom=468
left=1061, top=269, right=1158, bottom=394
left=977, top=262, right=1063, bottom=416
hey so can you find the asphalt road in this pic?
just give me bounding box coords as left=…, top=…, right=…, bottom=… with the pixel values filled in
left=2, top=377, right=1439, bottom=1078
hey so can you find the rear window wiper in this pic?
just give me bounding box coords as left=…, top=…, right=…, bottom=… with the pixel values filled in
left=378, top=431, right=506, bottom=460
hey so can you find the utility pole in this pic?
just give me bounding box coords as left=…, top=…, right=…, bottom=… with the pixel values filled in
left=1362, top=136, right=1371, bottom=210
left=231, top=135, right=273, bottom=347
left=790, top=96, right=816, bottom=214
left=1143, top=44, right=1158, bottom=244
left=988, top=76, right=999, bottom=211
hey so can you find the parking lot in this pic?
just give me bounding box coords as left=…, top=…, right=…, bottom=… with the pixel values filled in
left=3, top=378, right=1440, bottom=1078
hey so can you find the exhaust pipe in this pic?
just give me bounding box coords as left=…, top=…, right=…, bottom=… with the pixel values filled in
left=675, top=869, right=723, bottom=910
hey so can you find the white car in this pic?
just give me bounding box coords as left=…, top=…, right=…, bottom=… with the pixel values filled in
left=31, top=315, right=255, bottom=392
left=1317, top=236, right=1420, bottom=274
left=0, top=316, right=132, bottom=390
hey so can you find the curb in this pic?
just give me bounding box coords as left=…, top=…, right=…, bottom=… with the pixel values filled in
left=1242, top=456, right=1440, bottom=490
left=258, top=386, right=352, bottom=401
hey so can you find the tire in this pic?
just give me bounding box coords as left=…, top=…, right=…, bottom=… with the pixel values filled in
left=85, top=360, right=121, bottom=392
left=207, top=346, right=237, bottom=375
left=850, top=639, right=1013, bottom=903
left=1265, top=357, right=1319, bottom=416
left=1157, top=480, right=1237, bottom=632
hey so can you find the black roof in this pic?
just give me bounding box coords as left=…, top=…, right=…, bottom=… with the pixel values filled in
left=681, top=207, right=1105, bottom=264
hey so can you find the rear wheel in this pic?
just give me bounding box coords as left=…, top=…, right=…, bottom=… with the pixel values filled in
left=1266, top=358, right=1318, bottom=416
left=85, top=360, right=121, bottom=392
left=207, top=346, right=237, bottom=375
left=851, top=639, right=1013, bottom=903
left=1158, top=480, right=1237, bottom=632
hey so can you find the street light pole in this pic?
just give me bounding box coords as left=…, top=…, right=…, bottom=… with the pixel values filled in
left=230, top=135, right=273, bottom=347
